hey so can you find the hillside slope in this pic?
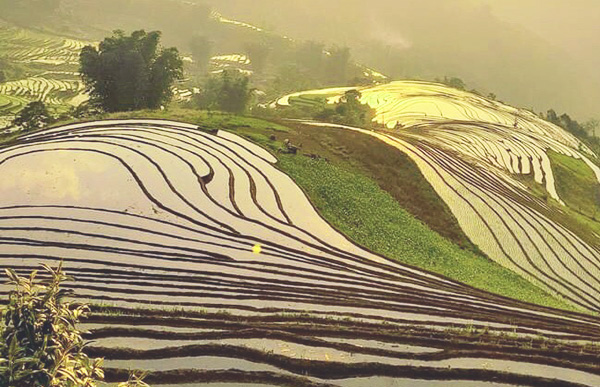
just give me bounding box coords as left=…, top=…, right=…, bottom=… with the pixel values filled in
left=0, top=119, right=599, bottom=385
left=277, top=80, right=600, bottom=313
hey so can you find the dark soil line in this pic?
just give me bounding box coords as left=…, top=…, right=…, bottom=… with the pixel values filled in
left=92, top=345, right=592, bottom=387
left=86, top=327, right=600, bottom=368
left=103, top=368, right=336, bottom=386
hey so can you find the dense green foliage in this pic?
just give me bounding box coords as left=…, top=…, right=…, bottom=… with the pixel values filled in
left=0, top=264, right=104, bottom=387
left=195, top=70, right=252, bottom=114
left=435, top=76, right=466, bottom=90
left=542, top=109, right=600, bottom=161
left=80, top=30, right=183, bottom=112
left=324, top=46, right=351, bottom=84
left=12, top=101, right=54, bottom=131
left=545, top=109, right=592, bottom=139
left=278, top=154, right=576, bottom=311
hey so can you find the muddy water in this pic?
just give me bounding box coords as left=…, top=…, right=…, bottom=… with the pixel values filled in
left=336, top=378, right=517, bottom=387
left=103, top=356, right=288, bottom=374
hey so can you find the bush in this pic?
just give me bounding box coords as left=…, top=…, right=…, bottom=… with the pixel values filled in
left=12, top=101, right=54, bottom=132
left=314, top=89, right=374, bottom=127
left=195, top=70, right=251, bottom=114
left=0, top=263, right=103, bottom=387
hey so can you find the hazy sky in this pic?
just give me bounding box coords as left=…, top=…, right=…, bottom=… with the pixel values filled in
left=484, top=0, right=600, bottom=72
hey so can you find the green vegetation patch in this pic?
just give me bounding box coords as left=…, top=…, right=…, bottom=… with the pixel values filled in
left=278, top=154, right=577, bottom=312
left=105, top=108, right=290, bottom=134
left=549, top=150, right=600, bottom=219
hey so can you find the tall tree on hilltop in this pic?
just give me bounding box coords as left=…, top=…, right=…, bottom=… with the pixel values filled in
left=80, top=30, right=183, bottom=112
left=325, top=46, right=351, bottom=85
left=244, top=41, right=270, bottom=74
left=189, top=34, right=213, bottom=72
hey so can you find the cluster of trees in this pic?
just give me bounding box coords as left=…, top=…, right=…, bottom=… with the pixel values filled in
left=315, top=89, right=374, bottom=127
left=435, top=76, right=466, bottom=90
left=543, top=109, right=600, bottom=155
left=195, top=70, right=252, bottom=114
left=189, top=35, right=213, bottom=72
left=544, top=109, right=598, bottom=139
left=11, top=101, right=55, bottom=132
left=80, top=30, right=183, bottom=112
left=0, top=264, right=149, bottom=387
left=269, top=42, right=357, bottom=98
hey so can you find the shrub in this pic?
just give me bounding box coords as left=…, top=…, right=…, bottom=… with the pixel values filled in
left=196, top=70, right=251, bottom=114
left=0, top=263, right=104, bottom=387
left=12, top=101, right=54, bottom=132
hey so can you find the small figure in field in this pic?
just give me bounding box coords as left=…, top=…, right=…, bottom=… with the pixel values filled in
left=282, top=138, right=299, bottom=154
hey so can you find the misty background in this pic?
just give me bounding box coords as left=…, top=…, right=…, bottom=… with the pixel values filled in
left=202, top=0, right=600, bottom=120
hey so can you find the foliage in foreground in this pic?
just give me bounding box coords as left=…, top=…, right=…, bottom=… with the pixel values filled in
left=0, top=265, right=151, bottom=387
left=0, top=264, right=103, bottom=387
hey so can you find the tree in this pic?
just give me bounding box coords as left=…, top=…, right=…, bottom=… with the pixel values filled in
left=196, top=70, right=251, bottom=114
left=583, top=119, right=599, bottom=137
left=244, top=42, right=270, bottom=74
left=325, top=46, right=351, bottom=84
left=295, top=41, right=325, bottom=75
left=189, top=35, right=213, bottom=72
left=80, top=30, right=183, bottom=112
left=315, top=89, right=374, bottom=127
left=12, top=101, right=53, bottom=131
left=436, top=76, right=466, bottom=90
left=0, top=264, right=104, bottom=387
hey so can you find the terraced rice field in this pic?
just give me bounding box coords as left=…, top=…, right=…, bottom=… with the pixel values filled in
left=0, top=94, right=28, bottom=129
left=1, top=119, right=599, bottom=385
left=0, top=26, right=93, bottom=125
left=284, top=80, right=600, bottom=315
left=0, top=76, right=86, bottom=105
left=0, top=26, right=91, bottom=65
left=209, top=53, right=254, bottom=76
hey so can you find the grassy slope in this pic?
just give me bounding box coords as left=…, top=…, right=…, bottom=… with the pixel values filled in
left=549, top=150, right=600, bottom=219
left=5, top=108, right=576, bottom=312
left=278, top=154, right=574, bottom=311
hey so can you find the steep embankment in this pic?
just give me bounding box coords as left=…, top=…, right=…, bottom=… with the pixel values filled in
left=0, top=119, right=599, bottom=386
